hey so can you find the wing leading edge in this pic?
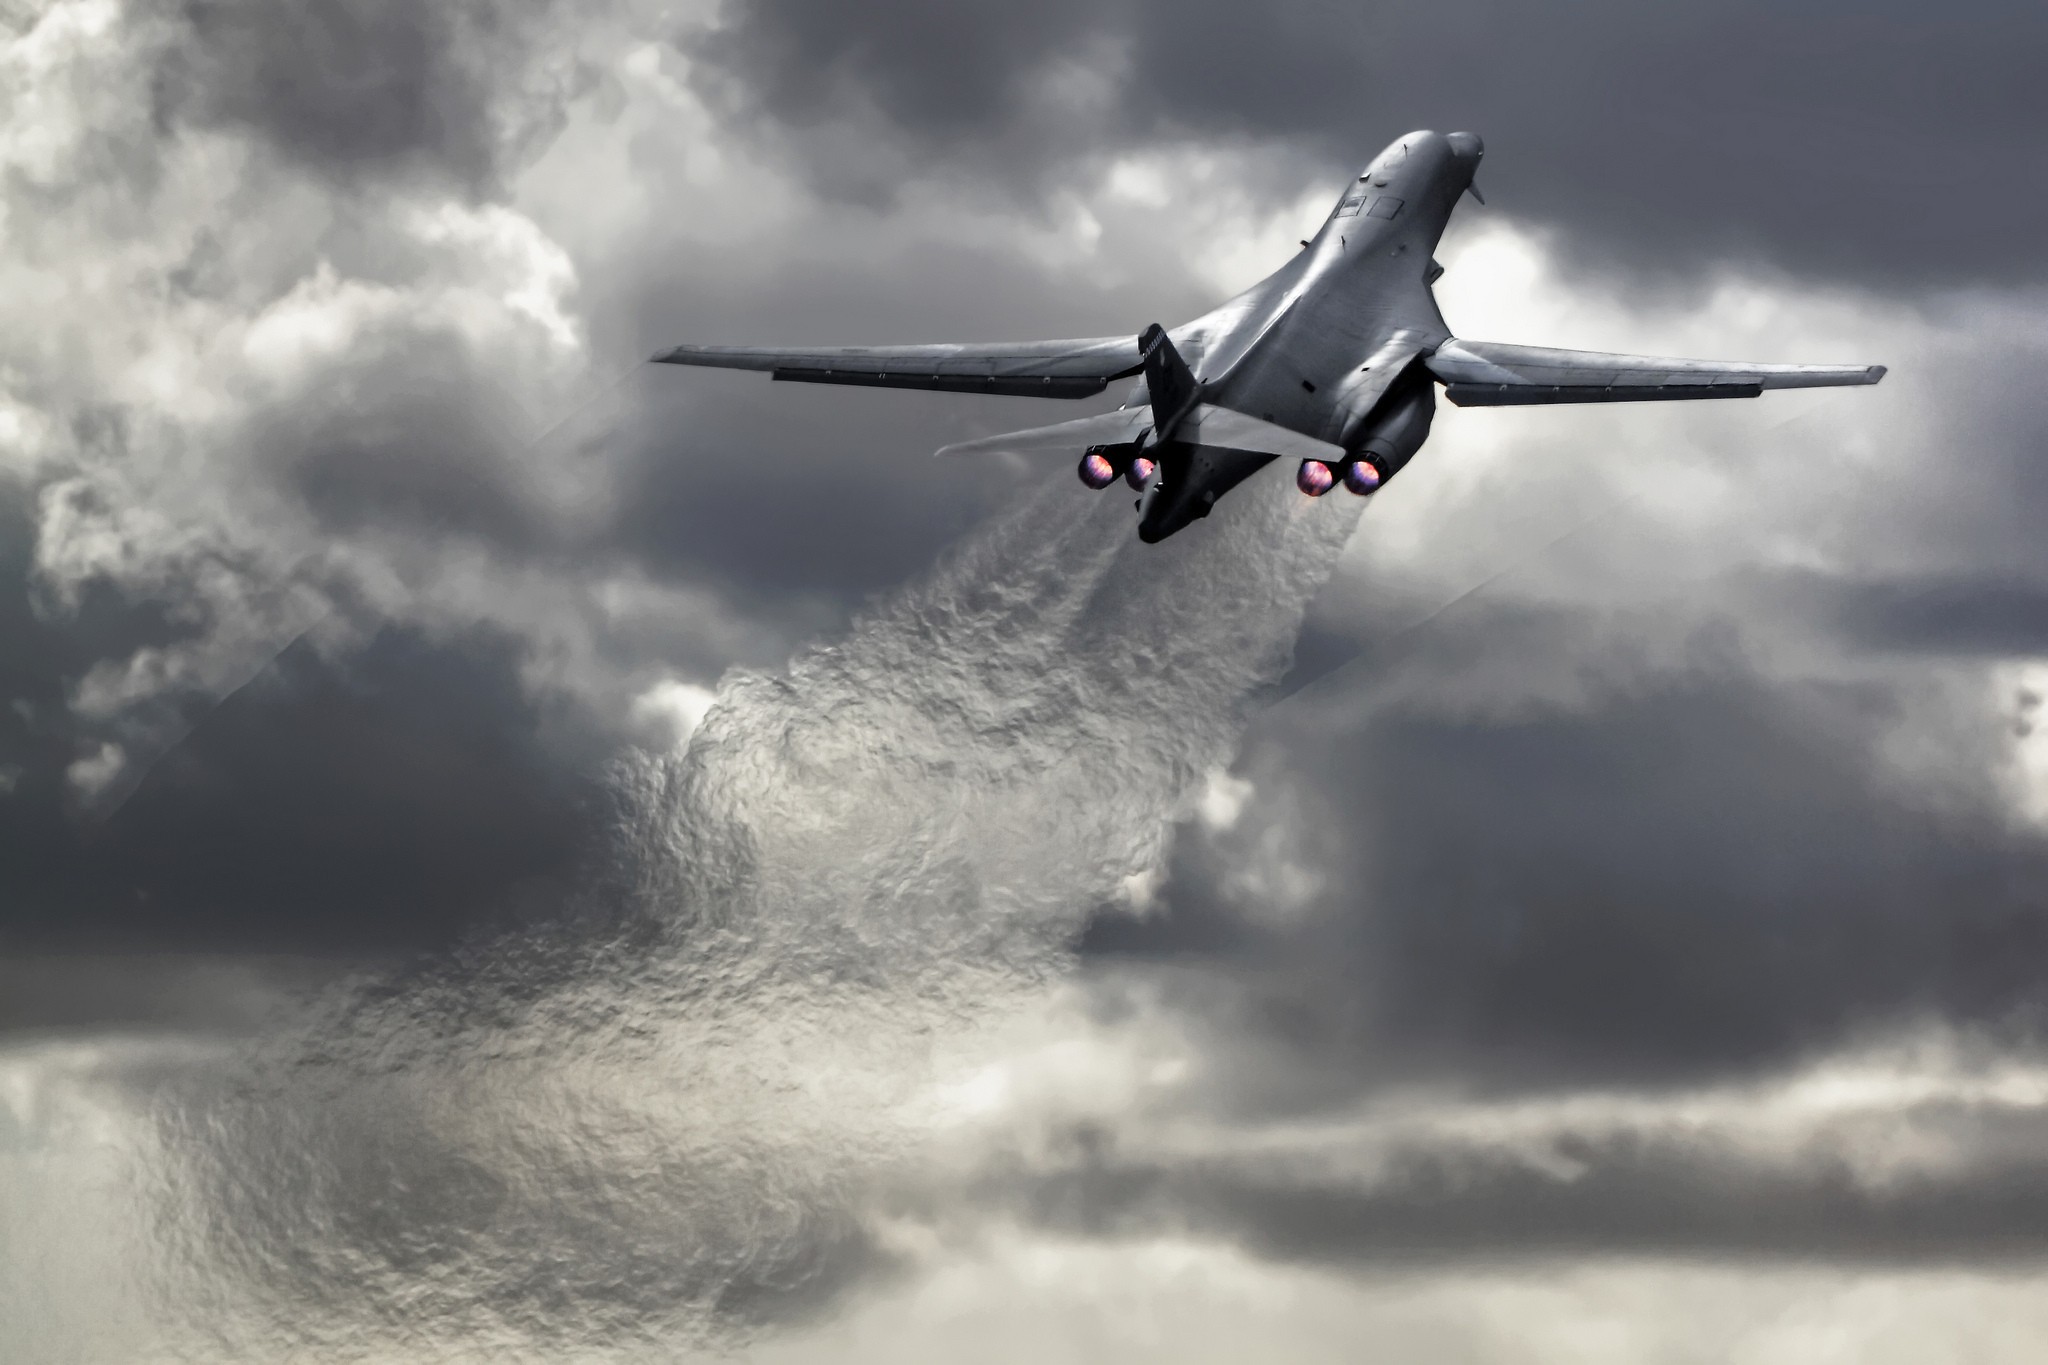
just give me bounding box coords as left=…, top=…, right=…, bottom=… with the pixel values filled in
left=1427, top=339, right=1887, bottom=407
left=651, top=336, right=1145, bottom=399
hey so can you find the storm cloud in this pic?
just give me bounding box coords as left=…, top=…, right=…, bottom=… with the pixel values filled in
left=687, top=0, right=2048, bottom=287
left=7, top=0, right=2048, bottom=1361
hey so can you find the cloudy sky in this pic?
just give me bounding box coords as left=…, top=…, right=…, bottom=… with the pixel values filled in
left=6, top=1, right=2048, bottom=1360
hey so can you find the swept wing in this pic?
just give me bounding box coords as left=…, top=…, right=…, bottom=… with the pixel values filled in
left=1427, top=339, right=1886, bottom=407
left=651, top=336, right=1144, bottom=399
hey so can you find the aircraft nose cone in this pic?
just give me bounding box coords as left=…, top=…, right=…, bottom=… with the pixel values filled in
left=1446, top=131, right=1484, bottom=162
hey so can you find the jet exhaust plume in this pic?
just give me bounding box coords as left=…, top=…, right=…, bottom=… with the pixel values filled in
left=126, top=463, right=1363, bottom=1360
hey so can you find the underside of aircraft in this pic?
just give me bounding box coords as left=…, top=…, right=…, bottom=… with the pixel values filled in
left=655, top=130, right=1885, bottom=543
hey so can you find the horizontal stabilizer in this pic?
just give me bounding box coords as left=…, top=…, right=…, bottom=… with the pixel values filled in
left=1178, top=406, right=1346, bottom=464
left=934, top=404, right=1345, bottom=466
left=653, top=336, right=1145, bottom=399
left=934, top=409, right=1151, bottom=459
left=1427, top=339, right=1886, bottom=407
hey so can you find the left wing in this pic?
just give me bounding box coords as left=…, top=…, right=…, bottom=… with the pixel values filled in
left=652, top=336, right=1144, bottom=399
left=1427, top=339, right=1886, bottom=407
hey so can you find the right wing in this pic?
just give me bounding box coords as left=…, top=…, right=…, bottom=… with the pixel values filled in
left=652, top=335, right=1145, bottom=399
left=1426, top=339, right=1887, bottom=406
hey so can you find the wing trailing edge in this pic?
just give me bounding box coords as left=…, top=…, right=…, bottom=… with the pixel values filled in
left=1427, top=339, right=1886, bottom=407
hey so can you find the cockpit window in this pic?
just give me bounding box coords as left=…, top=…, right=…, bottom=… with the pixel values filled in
left=1367, top=196, right=1404, bottom=220
left=1334, top=192, right=1368, bottom=218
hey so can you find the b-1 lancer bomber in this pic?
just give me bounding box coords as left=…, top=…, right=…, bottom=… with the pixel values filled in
left=655, top=130, right=1886, bottom=544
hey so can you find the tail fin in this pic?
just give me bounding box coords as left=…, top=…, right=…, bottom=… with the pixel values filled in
left=1139, top=324, right=1202, bottom=437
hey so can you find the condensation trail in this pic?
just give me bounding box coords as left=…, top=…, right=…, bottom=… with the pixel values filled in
left=140, top=466, right=1365, bottom=1361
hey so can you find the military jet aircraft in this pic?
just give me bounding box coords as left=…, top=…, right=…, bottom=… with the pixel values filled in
left=654, top=130, right=1885, bottom=544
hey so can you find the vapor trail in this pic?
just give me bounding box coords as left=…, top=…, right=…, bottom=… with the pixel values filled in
left=140, top=462, right=1363, bottom=1360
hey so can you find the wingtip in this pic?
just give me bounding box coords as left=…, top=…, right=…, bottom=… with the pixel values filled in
left=1866, top=364, right=1888, bottom=383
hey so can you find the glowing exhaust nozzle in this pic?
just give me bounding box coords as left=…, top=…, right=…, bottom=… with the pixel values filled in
left=1078, top=451, right=1118, bottom=489
left=1125, top=455, right=1157, bottom=490
left=1296, top=460, right=1336, bottom=497
left=1343, top=459, right=1382, bottom=495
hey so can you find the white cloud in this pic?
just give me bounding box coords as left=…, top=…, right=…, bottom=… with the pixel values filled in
left=2002, top=661, right=2048, bottom=829
left=755, top=1236, right=2048, bottom=1365
left=237, top=262, right=410, bottom=381
left=63, top=739, right=123, bottom=803
left=629, top=676, right=718, bottom=748
left=1195, top=766, right=1253, bottom=831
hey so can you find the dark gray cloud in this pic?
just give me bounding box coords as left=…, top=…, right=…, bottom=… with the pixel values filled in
left=687, top=0, right=2048, bottom=286
left=268, top=331, right=562, bottom=553
left=1002, top=1090, right=2048, bottom=1267
left=0, top=615, right=605, bottom=962
left=0, top=953, right=336, bottom=1033
left=1088, top=596, right=2048, bottom=1101
left=689, top=0, right=1097, bottom=146
left=154, top=0, right=583, bottom=193
left=1817, top=572, right=2048, bottom=658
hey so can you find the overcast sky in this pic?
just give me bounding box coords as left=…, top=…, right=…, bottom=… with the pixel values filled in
left=6, top=1, right=2048, bottom=1360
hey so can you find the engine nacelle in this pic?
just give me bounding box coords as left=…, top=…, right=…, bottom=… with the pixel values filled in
left=1345, top=370, right=1436, bottom=488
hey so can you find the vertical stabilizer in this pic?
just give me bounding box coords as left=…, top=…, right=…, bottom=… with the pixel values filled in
left=1139, top=324, right=1202, bottom=438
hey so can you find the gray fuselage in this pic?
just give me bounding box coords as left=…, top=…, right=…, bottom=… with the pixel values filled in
left=1133, top=130, right=1482, bottom=541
